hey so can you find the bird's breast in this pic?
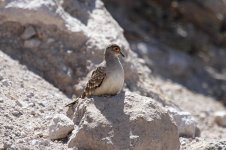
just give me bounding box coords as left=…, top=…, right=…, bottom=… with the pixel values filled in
left=93, top=66, right=124, bottom=95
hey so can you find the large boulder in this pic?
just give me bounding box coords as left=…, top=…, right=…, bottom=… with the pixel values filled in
left=67, top=91, right=180, bottom=150
left=49, top=114, right=74, bottom=140
left=0, top=0, right=154, bottom=98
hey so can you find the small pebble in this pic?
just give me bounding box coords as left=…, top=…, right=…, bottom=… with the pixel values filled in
left=0, top=75, right=3, bottom=81
left=28, top=102, right=35, bottom=107
left=3, top=141, right=13, bottom=149
left=35, top=131, right=43, bottom=138
left=0, top=97, right=3, bottom=103
left=12, top=110, right=23, bottom=117
left=0, top=144, right=4, bottom=150
left=30, top=110, right=36, bottom=116
left=38, top=101, right=47, bottom=107
left=20, top=131, right=26, bottom=137
left=17, top=139, right=25, bottom=143
left=45, top=115, right=52, bottom=120
left=1, top=79, right=11, bottom=87
left=27, top=92, right=34, bottom=98
left=214, top=111, right=226, bottom=127
left=4, top=125, right=13, bottom=130
left=16, top=100, right=28, bottom=108
left=40, top=140, right=49, bottom=146
left=31, top=140, right=38, bottom=146
left=24, top=39, right=41, bottom=48
left=21, top=26, right=36, bottom=40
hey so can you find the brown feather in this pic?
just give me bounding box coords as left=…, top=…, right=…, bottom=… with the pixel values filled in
left=65, top=67, right=106, bottom=107
left=80, top=66, right=106, bottom=98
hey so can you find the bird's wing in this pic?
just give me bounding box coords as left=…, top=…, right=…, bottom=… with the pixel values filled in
left=81, top=66, right=106, bottom=98
left=65, top=66, right=106, bottom=107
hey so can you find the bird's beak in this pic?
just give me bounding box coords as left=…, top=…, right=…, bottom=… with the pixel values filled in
left=120, top=51, right=125, bottom=57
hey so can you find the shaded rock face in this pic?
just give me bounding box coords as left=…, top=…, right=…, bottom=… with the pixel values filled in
left=67, top=92, right=180, bottom=150
left=102, top=0, right=226, bottom=51
left=103, top=0, right=226, bottom=102
left=0, top=0, right=153, bottom=97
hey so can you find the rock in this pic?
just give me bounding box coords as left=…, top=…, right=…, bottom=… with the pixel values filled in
left=189, top=140, right=226, bottom=150
left=24, top=39, right=41, bottom=48
left=4, top=125, right=13, bottom=130
left=0, top=144, right=4, bottom=150
left=12, top=110, right=23, bottom=117
left=21, top=26, right=36, bottom=40
left=0, top=0, right=154, bottom=98
left=166, top=107, right=199, bottom=138
left=214, top=111, right=226, bottom=127
left=67, top=91, right=180, bottom=150
left=49, top=114, right=74, bottom=140
left=38, top=101, right=48, bottom=107
left=3, top=141, right=13, bottom=149
left=1, top=79, right=12, bottom=87
left=0, top=97, right=3, bottom=103
left=30, top=139, right=50, bottom=147
left=16, top=100, right=28, bottom=108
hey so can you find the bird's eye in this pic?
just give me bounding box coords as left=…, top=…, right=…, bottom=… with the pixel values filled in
left=114, top=47, right=120, bottom=52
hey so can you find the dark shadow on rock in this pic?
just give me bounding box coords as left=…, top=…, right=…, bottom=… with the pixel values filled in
left=102, top=0, right=226, bottom=104
left=93, top=92, right=131, bottom=149
left=62, top=0, right=97, bottom=25
left=131, top=41, right=226, bottom=104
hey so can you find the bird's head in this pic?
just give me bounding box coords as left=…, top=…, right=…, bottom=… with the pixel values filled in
left=106, top=44, right=125, bottom=58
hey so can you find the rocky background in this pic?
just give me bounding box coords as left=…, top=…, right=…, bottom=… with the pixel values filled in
left=0, top=0, right=226, bottom=150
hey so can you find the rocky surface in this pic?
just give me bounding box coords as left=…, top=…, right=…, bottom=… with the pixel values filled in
left=166, top=107, right=199, bottom=138
left=182, top=139, right=226, bottom=150
left=0, top=51, right=70, bottom=149
left=214, top=111, right=226, bottom=127
left=67, top=91, right=180, bottom=150
left=49, top=114, right=74, bottom=140
left=0, top=0, right=226, bottom=150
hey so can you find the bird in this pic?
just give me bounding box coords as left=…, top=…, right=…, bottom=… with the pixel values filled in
left=65, top=44, right=125, bottom=107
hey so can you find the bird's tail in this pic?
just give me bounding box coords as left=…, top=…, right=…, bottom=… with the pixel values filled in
left=65, top=98, right=78, bottom=107
left=65, top=92, right=86, bottom=107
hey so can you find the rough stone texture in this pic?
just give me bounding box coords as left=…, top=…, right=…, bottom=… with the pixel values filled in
left=166, top=107, right=199, bottom=138
left=214, top=111, right=226, bottom=127
left=49, top=114, right=74, bottom=140
left=67, top=91, right=180, bottom=150
left=188, top=140, right=226, bottom=150
left=0, top=51, right=70, bottom=149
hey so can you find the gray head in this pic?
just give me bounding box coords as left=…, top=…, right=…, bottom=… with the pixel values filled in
left=105, top=44, right=125, bottom=58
